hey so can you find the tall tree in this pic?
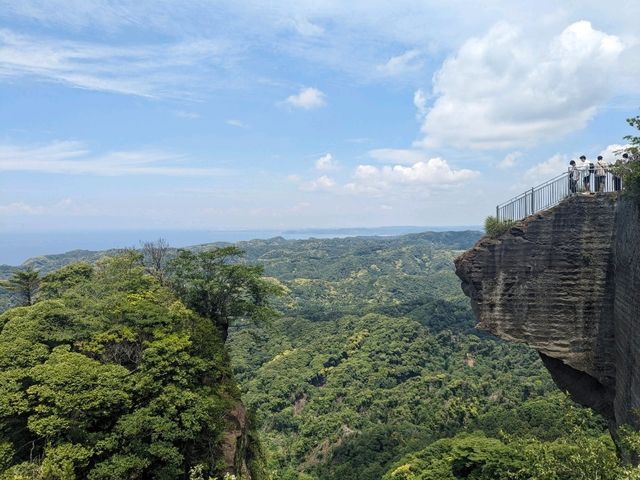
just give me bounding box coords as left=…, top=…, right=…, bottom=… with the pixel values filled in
left=0, top=266, right=40, bottom=306
left=167, top=246, right=284, bottom=340
left=141, top=238, right=170, bottom=285
left=619, top=114, right=640, bottom=198
left=624, top=115, right=640, bottom=155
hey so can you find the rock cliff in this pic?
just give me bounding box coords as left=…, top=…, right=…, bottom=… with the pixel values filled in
left=455, top=194, right=640, bottom=431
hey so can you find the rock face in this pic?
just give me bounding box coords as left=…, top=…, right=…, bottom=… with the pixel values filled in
left=455, top=195, right=640, bottom=430
left=222, top=402, right=254, bottom=479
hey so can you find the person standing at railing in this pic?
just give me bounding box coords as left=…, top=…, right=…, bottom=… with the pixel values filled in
left=578, top=155, right=590, bottom=192
left=613, top=153, right=625, bottom=191
left=568, top=160, right=579, bottom=194
left=595, top=155, right=607, bottom=192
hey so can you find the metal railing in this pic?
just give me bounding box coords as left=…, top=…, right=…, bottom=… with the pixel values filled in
left=496, top=169, right=623, bottom=222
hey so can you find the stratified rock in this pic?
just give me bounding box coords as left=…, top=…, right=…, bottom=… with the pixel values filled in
left=222, top=402, right=253, bottom=479
left=455, top=194, right=640, bottom=431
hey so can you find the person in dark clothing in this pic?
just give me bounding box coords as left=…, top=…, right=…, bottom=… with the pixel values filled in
left=613, top=153, right=628, bottom=191
left=568, top=160, right=579, bottom=194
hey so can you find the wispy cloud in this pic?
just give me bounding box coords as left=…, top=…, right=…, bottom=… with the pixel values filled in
left=0, top=141, right=229, bottom=176
left=283, top=87, right=326, bottom=109
left=369, top=148, right=428, bottom=165
left=376, top=49, right=423, bottom=76
left=315, top=153, right=338, bottom=171
left=300, top=175, right=336, bottom=191
left=226, top=119, right=247, bottom=128
left=497, top=151, right=522, bottom=169
left=413, top=89, right=428, bottom=120
left=176, top=111, right=201, bottom=119
left=0, top=198, right=94, bottom=216
left=0, top=29, right=234, bottom=98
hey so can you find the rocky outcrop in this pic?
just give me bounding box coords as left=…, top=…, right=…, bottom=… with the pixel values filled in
left=455, top=195, right=640, bottom=430
left=221, top=402, right=253, bottom=479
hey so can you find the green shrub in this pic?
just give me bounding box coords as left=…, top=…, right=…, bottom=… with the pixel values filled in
left=611, top=156, right=640, bottom=201
left=484, top=216, right=516, bottom=237
left=618, top=114, right=640, bottom=201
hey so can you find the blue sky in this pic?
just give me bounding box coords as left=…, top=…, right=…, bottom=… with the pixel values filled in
left=1, top=0, right=639, bottom=232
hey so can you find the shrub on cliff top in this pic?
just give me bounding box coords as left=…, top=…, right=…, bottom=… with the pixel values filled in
left=618, top=114, right=640, bottom=201
left=484, top=216, right=516, bottom=237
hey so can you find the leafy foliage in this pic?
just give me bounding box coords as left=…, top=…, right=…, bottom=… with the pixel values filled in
left=1, top=231, right=632, bottom=479
left=0, top=252, right=255, bottom=479
left=167, top=247, right=285, bottom=340
left=484, top=216, right=516, bottom=237
left=225, top=231, right=622, bottom=479
left=383, top=401, right=640, bottom=480
left=612, top=114, right=640, bottom=200
left=0, top=267, right=40, bottom=306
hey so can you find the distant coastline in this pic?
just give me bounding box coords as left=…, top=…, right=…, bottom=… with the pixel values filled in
left=0, top=226, right=481, bottom=266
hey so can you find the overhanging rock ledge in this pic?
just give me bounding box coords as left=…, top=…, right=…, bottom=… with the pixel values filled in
left=455, top=194, right=640, bottom=431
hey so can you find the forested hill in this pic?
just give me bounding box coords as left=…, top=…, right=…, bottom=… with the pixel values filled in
left=224, top=231, right=621, bottom=479
left=0, top=232, right=479, bottom=315
left=2, top=230, right=631, bottom=479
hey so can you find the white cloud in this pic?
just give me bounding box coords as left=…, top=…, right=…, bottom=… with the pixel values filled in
left=0, top=198, right=89, bottom=216
left=346, top=157, right=479, bottom=194
left=301, top=175, right=336, bottom=191
left=0, top=29, right=233, bottom=97
left=413, top=89, right=428, bottom=120
left=599, top=143, right=628, bottom=161
left=376, top=49, right=423, bottom=76
left=226, top=119, right=246, bottom=128
left=287, top=17, right=324, bottom=36
left=284, top=87, right=326, bottom=109
left=0, top=141, right=229, bottom=176
left=0, top=201, right=45, bottom=215
left=176, top=111, right=200, bottom=119
left=418, top=21, right=626, bottom=150
left=525, top=154, right=568, bottom=183
left=315, top=153, right=338, bottom=171
left=369, top=148, right=428, bottom=165
left=498, top=151, right=522, bottom=169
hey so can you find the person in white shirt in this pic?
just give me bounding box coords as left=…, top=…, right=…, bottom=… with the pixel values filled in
left=578, top=155, right=590, bottom=192
left=595, top=155, right=608, bottom=192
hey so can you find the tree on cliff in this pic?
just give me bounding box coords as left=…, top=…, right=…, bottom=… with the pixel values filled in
left=142, top=237, right=170, bottom=285
left=0, top=253, right=262, bottom=479
left=625, top=115, right=640, bottom=155
left=0, top=266, right=40, bottom=306
left=167, top=246, right=285, bottom=340
left=620, top=114, right=640, bottom=198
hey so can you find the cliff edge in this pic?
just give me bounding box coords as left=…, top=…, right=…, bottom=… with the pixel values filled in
left=455, top=194, right=640, bottom=431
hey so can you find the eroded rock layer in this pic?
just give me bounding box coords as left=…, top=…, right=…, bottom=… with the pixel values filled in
left=456, top=195, right=640, bottom=429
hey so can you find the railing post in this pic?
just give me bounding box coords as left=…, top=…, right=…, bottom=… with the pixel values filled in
left=530, top=188, right=535, bottom=215
left=496, top=205, right=499, bottom=221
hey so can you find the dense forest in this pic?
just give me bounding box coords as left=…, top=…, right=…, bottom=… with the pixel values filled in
left=2, top=232, right=640, bottom=479
left=225, top=233, right=639, bottom=479
left=0, top=248, right=276, bottom=479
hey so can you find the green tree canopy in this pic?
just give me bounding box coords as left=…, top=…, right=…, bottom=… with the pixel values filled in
left=0, top=253, right=264, bottom=479
left=168, top=247, right=285, bottom=340
left=0, top=267, right=40, bottom=306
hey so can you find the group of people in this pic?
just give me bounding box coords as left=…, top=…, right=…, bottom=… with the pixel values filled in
left=568, top=153, right=631, bottom=194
